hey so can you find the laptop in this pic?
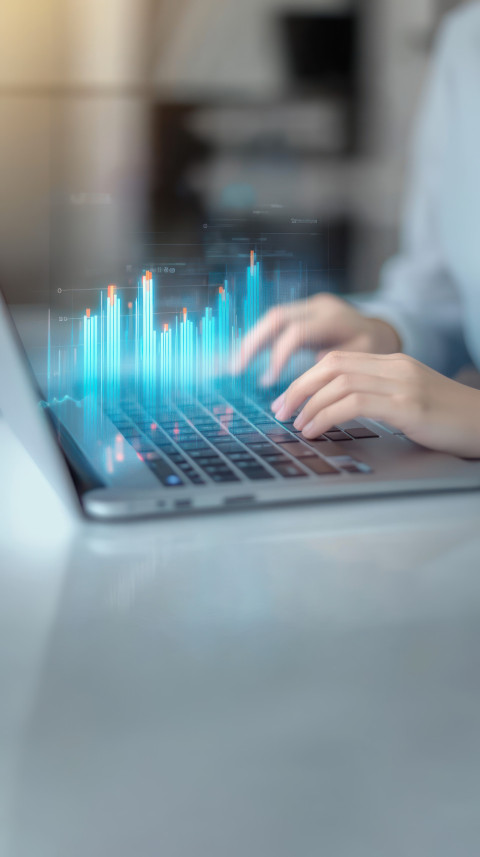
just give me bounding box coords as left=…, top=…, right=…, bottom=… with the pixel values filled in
left=2, top=286, right=480, bottom=521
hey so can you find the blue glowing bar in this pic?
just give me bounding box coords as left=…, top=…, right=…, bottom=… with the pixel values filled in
left=75, top=252, right=263, bottom=405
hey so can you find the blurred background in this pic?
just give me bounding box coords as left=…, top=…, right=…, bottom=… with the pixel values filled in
left=0, top=0, right=465, bottom=307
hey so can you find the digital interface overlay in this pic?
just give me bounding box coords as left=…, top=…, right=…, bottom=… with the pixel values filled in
left=46, top=244, right=325, bottom=411
left=27, top=214, right=344, bottom=478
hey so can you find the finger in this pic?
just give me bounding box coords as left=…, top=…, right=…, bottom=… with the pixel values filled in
left=315, top=334, right=372, bottom=362
left=273, top=351, right=400, bottom=420
left=237, top=304, right=301, bottom=372
left=259, top=323, right=304, bottom=387
left=337, top=334, right=373, bottom=353
left=300, top=392, right=399, bottom=439
left=260, top=319, right=316, bottom=387
left=294, top=372, right=401, bottom=430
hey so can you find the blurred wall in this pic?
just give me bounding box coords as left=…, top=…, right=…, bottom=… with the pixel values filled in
left=0, top=0, right=155, bottom=303
left=0, top=0, right=467, bottom=302
left=151, top=0, right=464, bottom=290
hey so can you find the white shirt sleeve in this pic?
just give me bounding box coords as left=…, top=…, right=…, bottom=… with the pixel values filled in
left=354, top=17, right=469, bottom=376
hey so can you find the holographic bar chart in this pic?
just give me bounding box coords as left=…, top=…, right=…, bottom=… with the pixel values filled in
left=51, top=252, right=263, bottom=407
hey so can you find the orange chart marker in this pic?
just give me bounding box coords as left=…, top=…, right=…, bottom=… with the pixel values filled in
left=182, top=307, right=187, bottom=323
left=250, top=250, right=255, bottom=273
left=86, top=308, right=91, bottom=318
left=107, top=284, right=115, bottom=306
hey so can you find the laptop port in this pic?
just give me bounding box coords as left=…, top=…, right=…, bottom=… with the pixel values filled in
left=224, top=495, right=255, bottom=506
left=175, top=499, right=192, bottom=509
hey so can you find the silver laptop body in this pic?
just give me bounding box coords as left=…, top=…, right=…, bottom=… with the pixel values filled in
left=2, top=292, right=480, bottom=522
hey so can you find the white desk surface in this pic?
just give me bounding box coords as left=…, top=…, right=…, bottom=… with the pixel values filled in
left=1, top=415, right=480, bottom=856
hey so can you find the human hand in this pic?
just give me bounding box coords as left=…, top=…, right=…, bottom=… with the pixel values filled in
left=236, top=293, right=400, bottom=386
left=272, top=351, right=480, bottom=459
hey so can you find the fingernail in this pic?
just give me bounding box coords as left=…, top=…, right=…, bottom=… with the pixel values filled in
left=293, top=414, right=305, bottom=430
left=275, top=406, right=288, bottom=422
left=302, top=420, right=316, bottom=437
left=271, top=393, right=285, bottom=412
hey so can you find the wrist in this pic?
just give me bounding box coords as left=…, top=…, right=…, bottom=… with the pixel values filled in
left=456, top=384, right=480, bottom=459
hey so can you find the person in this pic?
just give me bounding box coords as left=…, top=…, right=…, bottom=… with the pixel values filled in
left=237, top=2, right=480, bottom=459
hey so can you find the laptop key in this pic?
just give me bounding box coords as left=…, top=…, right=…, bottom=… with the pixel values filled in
left=184, top=471, right=202, bottom=482
left=210, top=472, right=240, bottom=482
left=189, top=448, right=218, bottom=459
left=234, top=458, right=262, bottom=469
left=304, top=438, right=328, bottom=447
left=143, top=451, right=163, bottom=462
left=203, top=463, right=232, bottom=473
left=130, top=438, right=154, bottom=452
left=252, top=424, right=277, bottom=433
left=110, top=419, right=133, bottom=429
left=118, top=427, right=138, bottom=439
left=242, top=468, right=274, bottom=480
left=266, top=432, right=295, bottom=443
left=209, top=442, right=242, bottom=453
left=246, top=442, right=276, bottom=454
left=280, top=442, right=318, bottom=458
left=177, top=441, right=209, bottom=451
left=272, top=462, right=308, bottom=478
left=302, top=457, right=339, bottom=476
left=166, top=452, right=186, bottom=463
left=261, top=453, right=291, bottom=464
left=230, top=432, right=263, bottom=443
left=345, top=428, right=380, bottom=439
left=323, top=431, right=352, bottom=442
left=225, top=451, right=256, bottom=462
left=148, top=460, right=184, bottom=486
left=193, top=457, right=223, bottom=467
left=151, top=443, right=178, bottom=456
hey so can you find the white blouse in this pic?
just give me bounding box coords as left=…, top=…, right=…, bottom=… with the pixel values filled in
left=359, top=1, right=480, bottom=376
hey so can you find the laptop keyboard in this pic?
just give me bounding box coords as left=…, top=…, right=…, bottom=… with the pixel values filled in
left=107, top=392, right=379, bottom=488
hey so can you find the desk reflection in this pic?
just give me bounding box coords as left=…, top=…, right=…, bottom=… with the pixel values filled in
left=7, top=503, right=480, bottom=857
